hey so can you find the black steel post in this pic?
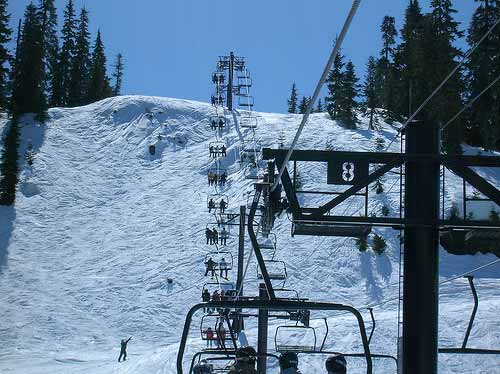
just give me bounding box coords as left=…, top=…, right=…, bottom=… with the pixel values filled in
left=462, top=276, right=478, bottom=349
left=227, top=52, right=234, bottom=111
left=403, top=120, right=440, bottom=374
left=237, top=206, right=246, bottom=293
left=257, top=283, right=269, bottom=374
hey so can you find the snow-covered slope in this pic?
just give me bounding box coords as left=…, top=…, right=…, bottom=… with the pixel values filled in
left=0, top=96, right=499, bottom=373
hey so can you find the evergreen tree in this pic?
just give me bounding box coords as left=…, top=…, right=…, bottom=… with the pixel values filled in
left=52, top=0, right=76, bottom=106
left=287, top=82, right=298, bottom=113
left=379, top=16, right=398, bottom=120
left=427, top=0, right=465, bottom=153
left=38, top=0, right=58, bottom=105
left=316, top=98, right=323, bottom=113
left=363, top=56, right=381, bottom=129
left=87, top=30, right=111, bottom=103
left=0, top=119, right=19, bottom=205
left=68, top=6, right=90, bottom=106
left=336, top=61, right=359, bottom=129
left=466, top=0, right=500, bottom=149
left=372, top=234, right=387, bottom=255
left=10, top=2, right=45, bottom=117
left=112, top=53, right=124, bottom=96
left=393, top=0, right=424, bottom=118
left=0, top=0, right=11, bottom=109
left=325, top=48, right=345, bottom=119
left=298, top=96, right=308, bottom=114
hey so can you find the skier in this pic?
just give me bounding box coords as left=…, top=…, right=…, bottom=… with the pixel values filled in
left=206, top=327, right=215, bottom=348
left=211, top=119, right=217, bottom=130
left=202, top=288, right=211, bottom=312
left=209, top=145, right=215, bottom=158
left=219, top=257, right=228, bottom=279
left=279, top=352, right=302, bottom=374
left=325, top=355, right=347, bottom=374
left=227, top=346, right=257, bottom=374
left=220, top=227, right=228, bottom=245
left=221, top=145, right=227, bottom=157
left=193, top=360, right=213, bottom=374
left=208, top=199, right=216, bottom=213
left=206, top=228, right=213, bottom=244
left=213, top=228, right=219, bottom=244
left=118, top=337, right=132, bottom=362
left=217, top=321, right=226, bottom=349
left=205, top=257, right=217, bottom=278
left=220, top=199, right=227, bottom=214
left=211, top=290, right=220, bottom=303
left=220, top=172, right=227, bottom=186
left=218, top=118, right=224, bottom=129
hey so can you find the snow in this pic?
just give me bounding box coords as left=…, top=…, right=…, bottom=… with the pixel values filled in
left=0, top=95, right=499, bottom=373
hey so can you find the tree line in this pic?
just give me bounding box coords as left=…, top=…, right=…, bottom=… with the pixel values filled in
left=287, top=0, right=500, bottom=153
left=0, top=0, right=124, bottom=205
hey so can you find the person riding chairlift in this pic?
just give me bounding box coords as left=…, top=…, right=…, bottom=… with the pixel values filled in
left=219, top=257, right=228, bottom=278
left=212, top=228, right=219, bottom=244
left=204, top=257, right=217, bottom=278
left=279, top=352, right=302, bottom=374
left=206, top=327, right=215, bottom=348
left=219, top=199, right=227, bottom=214
left=202, top=288, right=211, bottom=312
left=325, top=355, right=347, bottom=374
left=206, top=227, right=213, bottom=244
left=220, top=227, right=228, bottom=245
left=217, top=321, right=226, bottom=349
left=208, top=199, right=216, bottom=213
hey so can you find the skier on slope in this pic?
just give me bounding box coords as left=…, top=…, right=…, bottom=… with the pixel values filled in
left=227, top=346, right=258, bottom=374
left=325, top=354, right=347, bottom=374
left=279, top=352, right=302, bottom=374
left=118, top=337, right=132, bottom=362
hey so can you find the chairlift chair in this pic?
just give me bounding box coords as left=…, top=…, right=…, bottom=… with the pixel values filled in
left=208, top=116, right=227, bottom=131
left=258, top=233, right=277, bottom=250
left=200, top=315, right=235, bottom=348
left=244, top=165, right=264, bottom=180
left=239, top=115, right=258, bottom=129
left=207, top=194, right=229, bottom=212
left=209, top=141, right=228, bottom=159
left=274, top=325, right=317, bottom=353
left=202, top=281, right=236, bottom=296
left=204, top=252, right=234, bottom=271
left=257, top=259, right=287, bottom=280
left=238, top=95, right=254, bottom=108
left=291, top=221, right=371, bottom=239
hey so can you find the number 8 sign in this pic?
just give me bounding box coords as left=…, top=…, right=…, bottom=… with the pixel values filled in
left=328, top=159, right=368, bottom=185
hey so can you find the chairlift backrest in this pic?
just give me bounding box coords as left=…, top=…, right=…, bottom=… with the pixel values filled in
left=274, top=325, right=317, bottom=353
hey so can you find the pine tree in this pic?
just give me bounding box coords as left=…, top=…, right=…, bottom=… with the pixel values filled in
left=363, top=56, right=381, bottom=129
left=52, top=0, right=76, bottom=106
left=393, top=0, right=424, bottom=119
left=325, top=48, right=345, bottom=119
left=0, top=0, right=11, bottom=109
left=68, top=6, right=90, bottom=106
left=112, top=53, right=124, bottom=96
left=0, top=119, right=19, bottom=205
left=38, top=0, right=58, bottom=106
left=87, top=30, right=111, bottom=103
left=466, top=0, right=500, bottom=149
left=287, top=82, right=298, bottom=113
left=372, top=234, right=387, bottom=255
left=316, top=98, right=323, bottom=113
left=337, top=61, right=359, bottom=129
left=427, top=0, right=465, bottom=153
left=10, top=3, right=45, bottom=117
left=298, top=96, right=308, bottom=114
left=379, top=16, right=398, bottom=120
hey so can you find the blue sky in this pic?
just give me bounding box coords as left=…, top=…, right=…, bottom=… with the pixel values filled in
left=10, top=1, right=477, bottom=113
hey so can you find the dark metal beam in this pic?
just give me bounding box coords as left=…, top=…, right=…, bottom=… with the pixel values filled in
left=443, top=161, right=500, bottom=207
left=274, top=159, right=302, bottom=219
left=310, top=157, right=404, bottom=218
left=257, top=284, right=269, bottom=374
left=462, top=276, right=478, bottom=349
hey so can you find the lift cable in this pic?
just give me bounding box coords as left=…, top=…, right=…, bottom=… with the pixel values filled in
left=385, top=15, right=500, bottom=151
left=441, top=72, right=500, bottom=133
left=271, top=0, right=362, bottom=193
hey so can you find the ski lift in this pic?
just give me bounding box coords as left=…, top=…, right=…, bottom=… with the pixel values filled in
left=211, top=93, right=225, bottom=107
left=204, top=252, right=234, bottom=272
left=209, top=141, right=228, bottom=159
left=207, top=167, right=228, bottom=185
left=274, top=325, right=317, bottom=353
left=239, top=115, right=258, bottom=129
left=259, top=233, right=277, bottom=250
left=212, top=71, right=225, bottom=85
left=291, top=221, right=371, bottom=239
left=200, top=314, right=235, bottom=349
left=208, top=116, right=227, bottom=131
left=202, top=281, right=236, bottom=298
left=237, top=72, right=252, bottom=88
left=238, top=95, right=254, bottom=108
left=244, top=165, right=264, bottom=180
left=257, top=259, right=287, bottom=281
left=207, top=194, right=229, bottom=212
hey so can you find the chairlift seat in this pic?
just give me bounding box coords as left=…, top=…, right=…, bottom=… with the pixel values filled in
left=292, top=222, right=371, bottom=238
left=440, top=229, right=500, bottom=257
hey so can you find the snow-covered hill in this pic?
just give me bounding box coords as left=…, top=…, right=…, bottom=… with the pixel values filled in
left=0, top=96, right=499, bottom=373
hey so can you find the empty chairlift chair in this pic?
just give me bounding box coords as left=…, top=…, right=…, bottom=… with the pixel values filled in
left=291, top=221, right=372, bottom=239
left=238, top=95, right=254, bottom=108
left=274, top=325, right=317, bottom=353
left=239, top=115, right=258, bottom=129
left=257, top=259, right=287, bottom=281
